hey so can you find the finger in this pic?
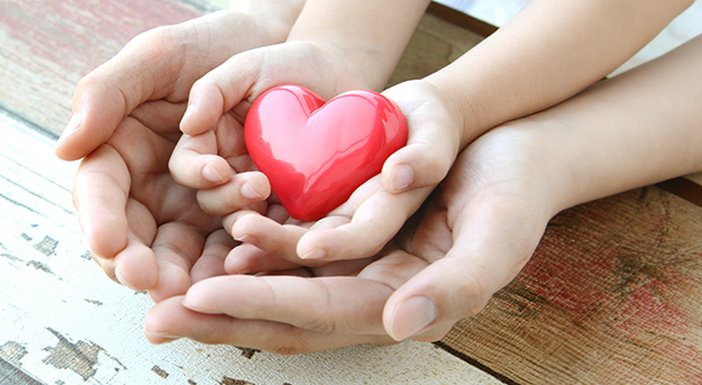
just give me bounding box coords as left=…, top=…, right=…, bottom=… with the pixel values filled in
left=383, top=199, right=548, bottom=341
left=55, top=25, right=187, bottom=160
left=73, top=144, right=129, bottom=259
left=183, top=275, right=393, bottom=335
left=229, top=213, right=307, bottom=262
left=196, top=171, right=270, bottom=216
left=129, top=100, right=187, bottom=141
left=381, top=82, right=462, bottom=193
left=179, top=49, right=264, bottom=136
left=190, top=229, right=237, bottom=283
left=297, top=180, right=432, bottom=262
left=144, top=296, right=390, bottom=353
left=224, top=243, right=301, bottom=274
left=148, top=222, right=207, bottom=302
left=169, top=131, right=233, bottom=188
left=110, top=198, right=159, bottom=291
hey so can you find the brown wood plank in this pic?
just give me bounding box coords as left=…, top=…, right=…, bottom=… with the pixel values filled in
left=686, top=172, right=702, bottom=187
left=441, top=187, right=702, bottom=385
left=0, top=0, right=205, bottom=135
left=657, top=177, right=702, bottom=207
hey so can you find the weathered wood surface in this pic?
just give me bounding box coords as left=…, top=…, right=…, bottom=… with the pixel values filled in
left=2, top=0, right=702, bottom=384
left=443, top=187, right=702, bottom=384
left=0, top=1, right=501, bottom=384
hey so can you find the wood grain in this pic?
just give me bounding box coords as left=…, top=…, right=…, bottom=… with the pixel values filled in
left=0, top=0, right=202, bottom=136
left=0, top=1, right=501, bottom=384
left=441, top=187, right=702, bottom=384
left=2, top=0, right=701, bottom=384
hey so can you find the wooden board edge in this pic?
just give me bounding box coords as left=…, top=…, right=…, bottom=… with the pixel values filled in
left=427, top=2, right=498, bottom=38
left=656, top=177, right=702, bottom=207
left=433, top=342, right=519, bottom=385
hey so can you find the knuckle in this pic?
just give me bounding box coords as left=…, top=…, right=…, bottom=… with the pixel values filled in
left=296, top=280, right=337, bottom=334
left=266, top=328, right=310, bottom=355
left=129, top=25, right=175, bottom=50
left=456, top=268, right=493, bottom=318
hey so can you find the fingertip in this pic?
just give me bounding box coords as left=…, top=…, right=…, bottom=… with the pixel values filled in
left=382, top=143, right=453, bottom=193
left=54, top=112, right=85, bottom=160
left=81, top=213, right=128, bottom=259
left=296, top=230, right=333, bottom=261
left=382, top=160, right=415, bottom=194
left=201, top=161, right=230, bottom=184
left=149, top=263, right=191, bottom=302
left=114, top=244, right=159, bottom=291
left=182, top=277, right=223, bottom=313
left=144, top=296, right=185, bottom=343
left=180, top=82, right=225, bottom=136
left=383, top=295, right=437, bottom=341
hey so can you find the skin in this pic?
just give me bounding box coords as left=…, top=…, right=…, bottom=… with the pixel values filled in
left=168, top=0, right=433, bottom=267
left=214, top=0, right=694, bottom=270
left=55, top=1, right=306, bottom=300
left=56, top=0, right=698, bottom=351
left=145, top=34, right=702, bottom=351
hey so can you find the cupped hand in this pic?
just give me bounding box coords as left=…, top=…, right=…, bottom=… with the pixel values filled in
left=183, top=79, right=466, bottom=273
left=144, top=119, right=561, bottom=352
left=55, top=6, right=303, bottom=300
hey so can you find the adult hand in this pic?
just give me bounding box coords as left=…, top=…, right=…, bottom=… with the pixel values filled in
left=144, top=120, right=558, bottom=352
left=55, top=3, right=304, bottom=301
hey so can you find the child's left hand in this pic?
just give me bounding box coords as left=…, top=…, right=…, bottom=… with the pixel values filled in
left=173, top=78, right=466, bottom=275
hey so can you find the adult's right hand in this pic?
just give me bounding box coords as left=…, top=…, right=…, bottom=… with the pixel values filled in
left=55, top=2, right=304, bottom=301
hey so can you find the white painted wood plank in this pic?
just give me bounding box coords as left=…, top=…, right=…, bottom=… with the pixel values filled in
left=0, top=110, right=501, bottom=385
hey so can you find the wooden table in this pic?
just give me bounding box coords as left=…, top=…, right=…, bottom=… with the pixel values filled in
left=1, top=1, right=701, bottom=384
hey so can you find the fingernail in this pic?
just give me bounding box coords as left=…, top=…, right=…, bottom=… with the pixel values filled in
left=233, top=233, right=257, bottom=244
left=202, top=164, right=225, bottom=183
left=57, top=112, right=83, bottom=144
left=391, top=164, right=414, bottom=192
left=146, top=332, right=182, bottom=344
left=240, top=182, right=263, bottom=200
left=181, top=104, right=196, bottom=124
left=300, top=249, right=326, bottom=260
left=390, top=296, right=436, bottom=340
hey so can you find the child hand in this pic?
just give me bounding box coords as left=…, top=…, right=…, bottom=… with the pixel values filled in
left=54, top=5, right=304, bottom=300
left=187, top=79, right=466, bottom=275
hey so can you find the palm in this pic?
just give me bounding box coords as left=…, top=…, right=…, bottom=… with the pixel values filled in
left=63, top=10, right=290, bottom=299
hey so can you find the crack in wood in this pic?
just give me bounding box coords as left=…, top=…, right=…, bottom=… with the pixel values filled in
left=219, top=377, right=255, bottom=385
left=33, top=235, right=58, bottom=256
left=26, top=260, right=54, bottom=275
left=151, top=365, right=169, bottom=379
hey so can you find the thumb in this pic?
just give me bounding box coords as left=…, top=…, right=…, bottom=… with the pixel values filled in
left=383, top=202, right=547, bottom=341
left=55, top=28, right=180, bottom=160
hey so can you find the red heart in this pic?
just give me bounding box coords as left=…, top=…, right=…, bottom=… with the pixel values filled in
left=244, top=85, right=408, bottom=221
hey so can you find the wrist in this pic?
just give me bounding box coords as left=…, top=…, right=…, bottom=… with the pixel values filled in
left=285, top=35, right=388, bottom=90
left=423, top=74, right=485, bottom=148
left=232, top=0, right=305, bottom=43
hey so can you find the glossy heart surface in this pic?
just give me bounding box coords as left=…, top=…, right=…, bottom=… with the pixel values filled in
left=244, top=85, right=408, bottom=221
